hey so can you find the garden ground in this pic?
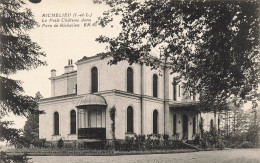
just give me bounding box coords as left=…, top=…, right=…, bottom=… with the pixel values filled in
left=28, top=148, right=260, bottom=163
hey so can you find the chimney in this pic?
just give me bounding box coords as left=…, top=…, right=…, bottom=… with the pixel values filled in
left=51, top=69, right=56, bottom=77
left=64, top=59, right=74, bottom=73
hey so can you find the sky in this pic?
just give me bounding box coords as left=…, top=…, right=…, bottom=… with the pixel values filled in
left=6, top=0, right=121, bottom=129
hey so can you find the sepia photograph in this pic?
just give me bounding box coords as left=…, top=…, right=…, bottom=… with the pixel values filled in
left=0, top=0, right=260, bottom=162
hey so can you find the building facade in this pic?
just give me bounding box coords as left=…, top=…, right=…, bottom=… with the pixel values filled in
left=39, top=55, right=217, bottom=142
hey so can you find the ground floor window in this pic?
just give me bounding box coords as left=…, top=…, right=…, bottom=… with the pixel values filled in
left=70, top=110, right=76, bottom=134
left=153, top=110, right=158, bottom=134
left=54, top=112, right=59, bottom=135
left=127, top=106, right=134, bottom=133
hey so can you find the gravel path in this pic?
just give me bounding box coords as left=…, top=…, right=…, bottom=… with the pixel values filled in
left=29, top=149, right=260, bottom=163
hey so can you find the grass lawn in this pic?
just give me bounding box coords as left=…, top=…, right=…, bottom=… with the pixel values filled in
left=2, top=147, right=201, bottom=156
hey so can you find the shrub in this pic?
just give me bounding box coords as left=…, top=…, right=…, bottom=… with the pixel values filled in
left=202, top=138, right=209, bottom=150
left=199, top=129, right=224, bottom=150
left=64, top=141, right=77, bottom=148
left=109, top=106, right=116, bottom=141
left=135, top=134, right=146, bottom=150
left=125, top=136, right=134, bottom=151
left=239, top=141, right=254, bottom=148
left=113, top=134, right=198, bottom=151
left=57, top=138, right=64, bottom=149
left=163, top=134, right=169, bottom=141
left=0, top=151, right=29, bottom=162
left=193, top=133, right=201, bottom=145
left=215, top=141, right=225, bottom=149
left=32, top=138, right=46, bottom=148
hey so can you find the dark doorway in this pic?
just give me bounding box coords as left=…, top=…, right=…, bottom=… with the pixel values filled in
left=183, top=114, right=188, bottom=139
left=173, top=114, right=177, bottom=135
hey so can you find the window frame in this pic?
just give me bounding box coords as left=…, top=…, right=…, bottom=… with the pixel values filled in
left=127, top=67, right=134, bottom=93
left=173, top=82, right=177, bottom=101
left=153, top=110, right=158, bottom=134
left=152, top=74, right=158, bottom=98
left=54, top=112, right=59, bottom=135
left=91, top=66, right=98, bottom=93
left=70, top=109, right=76, bottom=134
left=126, top=106, right=134, bottom=133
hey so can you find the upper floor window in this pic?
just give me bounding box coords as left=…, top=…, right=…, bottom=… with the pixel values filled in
left=153, top=74, right=158, bottom=97
left=54, top=112, right=59, bottom=135
left=127, top=106, right=134, bottom=133
left=70, top=110, right=76, bottom=134
left=91, top=67, right=98, bottom=93
left=127, top=67, right=133, bottom=93
left=153, top=110, right=158, bottom=134
left=173, top=82, right=177, bottom=101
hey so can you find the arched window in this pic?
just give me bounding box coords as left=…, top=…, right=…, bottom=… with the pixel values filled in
left=173, top=114, right=177, bottom=135
left=153, top=74, right=158, bottom=97
left=153, top=110, right=158, bottom=134
left=193, top=117, right=196, bottom=135
left=54, top=112, right=59, bottom=135
left=70, top=110, right=76, bottom=134
left=127, top=67, right=133, bottom=93
left=127, top=106, right=134, bottom=133
left=91, top=67, right=98, bottom=93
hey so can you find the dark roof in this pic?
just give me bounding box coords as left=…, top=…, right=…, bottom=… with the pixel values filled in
left=40, top=93, right=77, bottom=102
left=77, top=53, right=105, bottom=63
left=76, top=94, right=107, bottom=109
left=77, top=53, right=160, bottom=64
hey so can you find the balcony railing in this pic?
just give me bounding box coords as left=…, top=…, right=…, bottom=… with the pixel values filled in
left=78, top=128, right=106, bottom=140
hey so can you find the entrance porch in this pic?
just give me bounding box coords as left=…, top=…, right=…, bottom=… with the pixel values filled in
left=76, top=94, right=107, bottom=141
left=169, top=101, right=200, bottom=140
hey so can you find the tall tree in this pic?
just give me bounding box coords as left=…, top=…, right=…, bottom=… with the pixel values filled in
left=0, top=0, right=46, bottom=144
left=23, top=92, right=43, bottom=143
left=96, top=0, right=259, bottom=115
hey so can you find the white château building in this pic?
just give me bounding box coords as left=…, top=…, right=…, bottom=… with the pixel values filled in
left=39, top=55, right=217, bottom=142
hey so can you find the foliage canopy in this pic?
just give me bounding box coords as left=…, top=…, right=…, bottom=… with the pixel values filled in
left=0, top=0, right=46, bottom=144
left=97, top=0, right=260, bottom=112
